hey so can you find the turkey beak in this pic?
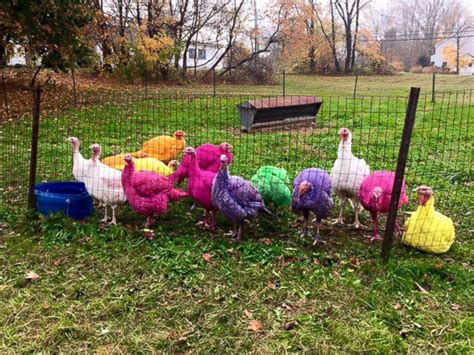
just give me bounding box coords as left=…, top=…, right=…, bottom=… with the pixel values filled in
left=298, top=183, right=309, bottom=199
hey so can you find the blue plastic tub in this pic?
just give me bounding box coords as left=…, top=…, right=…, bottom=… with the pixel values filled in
left=35, top=181, right=93, bottom=220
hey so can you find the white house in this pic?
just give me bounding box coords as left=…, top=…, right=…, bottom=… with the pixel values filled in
left=178, top=42, right=225, bottom=71
left=6, top=45, right=27, bottom=66
left=430, top=37, right=474, bottom=75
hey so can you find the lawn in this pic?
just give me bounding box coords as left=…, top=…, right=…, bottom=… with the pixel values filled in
left=0, top=74, right=473, bottom=352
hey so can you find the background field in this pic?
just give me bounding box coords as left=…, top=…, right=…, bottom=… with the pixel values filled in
left=0, top=74, right=473, bottom=352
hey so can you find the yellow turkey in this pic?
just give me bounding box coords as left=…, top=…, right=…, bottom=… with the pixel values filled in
left=402, top=186, right=455, bottom=254
left=108, top=157, right=179, bottom=176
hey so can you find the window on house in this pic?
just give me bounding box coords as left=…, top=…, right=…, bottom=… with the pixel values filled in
left=469, top=62, right=473, bottom=67
left=188, top=48, right=195, bottom=59
left=442, top=61, right=447, bottom=68
left=430, top=62, right=434, bottom=66
left=198, top=49, right=206, bottom=60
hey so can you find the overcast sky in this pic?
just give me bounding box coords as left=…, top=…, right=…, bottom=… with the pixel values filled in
left=256, top=0, right=474, bottom=13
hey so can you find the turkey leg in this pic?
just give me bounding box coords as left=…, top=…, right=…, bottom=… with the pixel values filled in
left=101, top=205, right=109, bottom=223
left=110, top=205, right=117, bottom=225
left=330, top=197, right=347, bottom=225
left=369, top=212, right=381, bottom=242
left=349, top=201, right=366, bottom=229
left=313, top=220, right=322, bottom=245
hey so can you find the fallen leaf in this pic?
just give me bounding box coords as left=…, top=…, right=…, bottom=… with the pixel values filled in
left=244, top=309, right=253, bottom=319
left=267, top=281, right=277, bottom=290
left=325, top=307, right=334, bottom=316
left=42, top=302, right=50, bottom=309
left=450, top=304, right=461, bottom=311
left=284, top=321, right=296, bottom=330
left=262, top=238, right=272, bottom=245
left=393, top=303, right=402, bottom=310
left=202, top=253, right=212, bottom=263
left=332, top=271, right=341, bottom=279
left=349, top=257, right=360, bottom=266
left=25, top=271, right=39, bottom=281
left=399, top=328, right=410, bottom=337
left=415, top=282, right=430, bottom=293
left=313, top=258, right=320, bottom=265
left=249, top=319, right=263, bottom=333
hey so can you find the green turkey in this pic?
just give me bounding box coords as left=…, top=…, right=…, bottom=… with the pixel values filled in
left=250, top=166, right=291, bottom=210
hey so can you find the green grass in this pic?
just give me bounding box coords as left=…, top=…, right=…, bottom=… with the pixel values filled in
left=172, top=72, right=474, bottom=97
left=0, top=74, right=473, bottom=352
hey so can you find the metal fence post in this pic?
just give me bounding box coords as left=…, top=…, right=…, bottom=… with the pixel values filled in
left=353, top=72, right=359, bottom=100
left=282, top=69, right=286, bottom=97
left=381, top=87, right=420, bottom=263
left=71, top=66, right=77, bottom=108
left=213, top=68, right=216, bottom=97
left=145, top=72, right=148, bottom=100
left=431, top=73, right=436, bottom=103
left=28, top=85, right=41, bottom=209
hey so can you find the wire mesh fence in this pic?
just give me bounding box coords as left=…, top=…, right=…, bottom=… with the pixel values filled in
left=0, top=86, right=472, bottom=254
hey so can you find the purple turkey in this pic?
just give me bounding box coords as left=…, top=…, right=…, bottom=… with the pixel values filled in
left=291, top=168, right=333, bottom=244
left=212, top=155, right=272, bottom=240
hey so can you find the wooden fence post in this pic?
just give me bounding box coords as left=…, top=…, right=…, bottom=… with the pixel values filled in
left=431, top=73, right=436, bottom=103
left=282, top=69, right=286, bottom=97
left=381, top=87, right=420, bottom=263
left=353, top=72, right=359, bottom=100
left=28, top=85, right=41, bottom=209
left=1, top=72, right=9, bottom=120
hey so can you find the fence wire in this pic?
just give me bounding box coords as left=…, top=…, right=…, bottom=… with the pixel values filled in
left=0, top=87, right=472, bottom=251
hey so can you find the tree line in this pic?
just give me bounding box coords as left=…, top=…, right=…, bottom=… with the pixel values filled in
left=0, top=0, right=472, bottom=83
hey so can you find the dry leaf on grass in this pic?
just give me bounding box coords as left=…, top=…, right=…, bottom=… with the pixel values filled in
left=244, top=309, right=253, bottom=319
left=393, top=303, right=402, bottom=310
left=25, top=271, right=40, bottom=281
left=202, top=253, right=212, bottom=263
left=249, top=319, right=263, bottom=333
left=332, top=271, right=341, bottom=279
left=262, top=238, right=272, bottom=245
left=267, top=281, right=277, bottom=290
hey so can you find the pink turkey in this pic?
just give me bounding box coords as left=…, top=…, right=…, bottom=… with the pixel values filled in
left=172, top=142, right=233, bottom=183
left=358, top=171, right=409, bottom=242
left=181, top=146, right=217, bottom=229
left=121, top=155, right=188, bottom=228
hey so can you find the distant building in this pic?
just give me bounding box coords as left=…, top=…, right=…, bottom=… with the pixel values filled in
left=430, top=37, right=474, bottom=75
left=7, top=45, right=27, bottom=66
left=6, top=41, right=224, bottom=71
left=178, top=42, right=224, bottom=71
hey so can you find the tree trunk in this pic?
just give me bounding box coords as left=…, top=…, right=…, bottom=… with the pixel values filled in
left=350, top=0, right=360, bottom=71
left=330, top=1, right=341, bottom=72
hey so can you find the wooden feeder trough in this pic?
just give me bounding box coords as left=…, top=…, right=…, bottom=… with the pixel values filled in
left=237, top=96, right=323, bottom=132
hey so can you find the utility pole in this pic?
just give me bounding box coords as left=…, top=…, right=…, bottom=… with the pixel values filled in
left=252, top=0, right=259, bottom=68
left=456, top=29, right=460, bottom=75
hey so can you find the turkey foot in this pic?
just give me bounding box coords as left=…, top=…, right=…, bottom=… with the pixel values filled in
left=348, top=220, right=366, bottom=229
left=144, top=216, right=154, bottom=228
left=312, top=234, right=321, bottom=245
left=369, top=234, right=382, bottom=242
left=330, top=217, right=345, bottom=225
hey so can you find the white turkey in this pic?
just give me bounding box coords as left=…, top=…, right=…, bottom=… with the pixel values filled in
left=85, top=144, right=127, bottom=225
left=67, top=137, right=94, bottom=182
left=330, top=128, right=370, bottom=228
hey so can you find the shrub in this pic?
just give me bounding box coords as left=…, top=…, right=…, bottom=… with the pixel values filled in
left=410, top=65, right=424, bottom=73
